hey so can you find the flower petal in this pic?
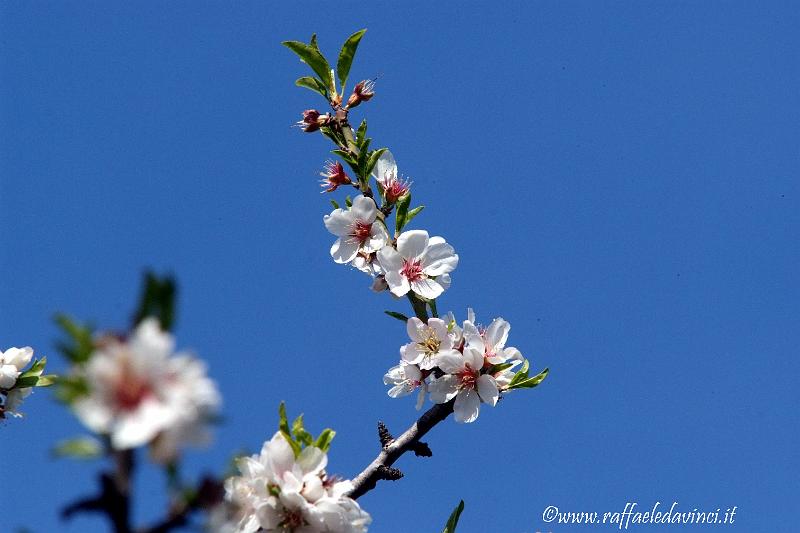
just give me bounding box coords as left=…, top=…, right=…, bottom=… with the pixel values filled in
left=372, top=150, right=397, bottom=185
left=330, top=238, right=359, bottom=264
left=297, top=445, right=327, bottom=475
left=428, top=375, right=459, bottom=404
left=323, top=208, right=353, bottom=237
left=485, top=318, right=510, bottom=350
left=396, top=230, right=429, bottom=259
left=436, top=352, right=465, bottom=374
left=363, top=223, right=389, bottom=253
left=420, top=241, right=458, bottom=276
left=350, top=195, right=377, bottom=223
left=385, top=270, right=410, bottom=297
left=454, top=389, right=481, bottom=423
left=2, top=347, right=33, bottom=370
left=377, top=246, right=403, bottom=271
left=410, top=277, right=443, bottom=299
left=477, top=374, right=499, bottom=406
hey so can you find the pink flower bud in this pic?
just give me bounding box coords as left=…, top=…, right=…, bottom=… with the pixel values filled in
left=319, top=160, right=352, bottom=193
left=346, top=79, right=376, bottom=109
left=296, top=109, right=331, bottom=133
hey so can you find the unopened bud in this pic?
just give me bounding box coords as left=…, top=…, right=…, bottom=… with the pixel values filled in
left=346, top=79, right=376, bottom=109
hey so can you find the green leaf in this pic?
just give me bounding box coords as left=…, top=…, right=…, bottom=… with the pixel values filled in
left=345, top=195, right=353, bottom=207
left=507, top=367, right=549, bottom=390
left=278, top=402, right=302, bottom=457
left=356, top=138, right=372, bottom=175
left=330, top=200, right=340, bottom=209
left=486, top=362, right=514, bottom=375
left=295, top=76, right=328, bottom=98
left=291, top=414, right=304, bottom=438
left=320, top=126, right=344, bottom=146
left=52, top=437, right=103, bottom=460
left=332, top=149, right=360, bottom=175
left=54, top=314, right=94, bottom=363
left=384, top=310, right=410, bottom=322
left=405, top=205, right=424, bottom=227
left=314, top=428, right=336, bottom=452
left=395, top=193, right=411, bottom=234
left=279, top=402, right=291, bottom=437
left=508, top=359, right=531, bottom=388
left=133, top=271, right=177, bottom=331
left=356, top=119, right=367, bottom=145
left=442, top=500, right=465, bottom=533
left=428, top=298, right=439, bottom=318
left=55, top=375, right=90, bottom=404
left=18, top=357, right=46, bottom=379
left=282, top=39, right=333, bottom=92
left=336, top=29, right=367, bottom=93
left=365, top=148, right=387, bottom=178
left=13, top=375, right=40, bottom=388
left=33, top=374, right=57, bottom=387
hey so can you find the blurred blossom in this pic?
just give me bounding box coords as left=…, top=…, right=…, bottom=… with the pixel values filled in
left=71, top=318, right=220, bottom=459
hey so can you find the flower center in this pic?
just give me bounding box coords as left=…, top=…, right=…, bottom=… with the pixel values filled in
left=113, top=363, right=153, bottom=411
left=417, top=330, right=441, bottom=356
left=401, top=259, right=424, bottom=282
left=385, top=177, right=410, bottom=203
left=280, top=509, right=305, bottom=530
left=458, top=366, right=478, bottom=390
left=350, top=220, right=372, bottom=244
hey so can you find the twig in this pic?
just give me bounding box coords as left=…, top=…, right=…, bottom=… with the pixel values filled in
left=347, top=401, right=454, bottom=500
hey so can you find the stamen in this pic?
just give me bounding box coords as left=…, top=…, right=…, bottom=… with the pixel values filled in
left=401, top=259, right=424, bottom=282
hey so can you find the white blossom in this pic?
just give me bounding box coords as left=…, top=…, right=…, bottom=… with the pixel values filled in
left=371, top=151, right=410, bottom=203
left=377, top=230, right=458, bottom=299
left=399, top=317, right=460, bottom=370
left=225, top=432, right=371, bottom=532
left=428, top=346, right=499, bottom=423
left=71, top=318, right=220, bottom=457
left=383, top=363, right=426, bottom=410
left=462, top=310, right=523, bottom=365
left=1, top=346, right=35, bottom=417
left=324, top=196, right=390, bottom=265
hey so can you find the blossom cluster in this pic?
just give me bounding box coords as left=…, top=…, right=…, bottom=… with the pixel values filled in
left=1, top=346, right=37, bottom=418
left=324, top=152, right=458, bottom=298
left=223, top=432, right=371, bottom=533
left=384, top=309, right=525, bottom=423
left=70, top=318, right=221, bottom=462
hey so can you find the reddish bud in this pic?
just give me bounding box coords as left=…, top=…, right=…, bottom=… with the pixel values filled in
left=296, top=109, right=331, bottom=133
left=320, top=160, right=352, bottom=193
left=346, top=79, right=376, bottom=109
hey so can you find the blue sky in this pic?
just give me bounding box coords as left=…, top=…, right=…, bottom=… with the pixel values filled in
left=1, top=2, right=798, bottom=532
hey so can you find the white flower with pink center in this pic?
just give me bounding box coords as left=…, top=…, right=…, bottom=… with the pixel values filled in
left=400, top=317, right=460, bottom=370
left=377, top=230, right=458, bottom=299
left=428, top=346, right=499, bottom=423
left=462, top=311, right=523, bottom=365
left=72, top=318, right=220, bottom=455
left=383, top=363, right=427, bottom=410
left=224, top=432, right=371, bottom=533
left=371, top=150, right=411, bottom=204
left=324, top=196, right=390, bottom=265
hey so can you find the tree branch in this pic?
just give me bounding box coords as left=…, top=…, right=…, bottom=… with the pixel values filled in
left=347, top=400, right=454, bottom=500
